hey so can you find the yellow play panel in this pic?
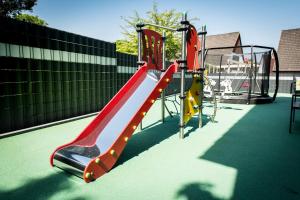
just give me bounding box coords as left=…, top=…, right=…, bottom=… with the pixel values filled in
left=184, top=74, right=203, bottom=124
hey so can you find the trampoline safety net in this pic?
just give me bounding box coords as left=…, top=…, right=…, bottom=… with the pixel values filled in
left=204, top=46, right=278, bottom=104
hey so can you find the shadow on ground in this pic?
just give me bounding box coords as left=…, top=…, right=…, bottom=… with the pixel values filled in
left=116, top=116, right=179, bottom=166
left=116, top=114, right=213, bottom=166
left=0, top=171, right=84, bottom=200
left=191, top=97, right=300, bottom=199
left=176, top=182, right=221, bottom=200
left=184, top=114, right=213, bottom=137
left=218, top=106, right=243, bottom=111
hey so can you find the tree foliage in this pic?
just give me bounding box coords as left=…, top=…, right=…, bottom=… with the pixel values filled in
left=116, top=3, right=184, bottom=60
left=0, top=1, right=48, bottom=26
left=15, top=13, right=47, bottom=26
left=0, top=0, right=37, bottom=17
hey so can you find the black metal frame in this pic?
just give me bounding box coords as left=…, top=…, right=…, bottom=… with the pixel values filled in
left=289, top=93, right=300, bottom=133
left=203, top=45, right=279, bottom=104
left=289, top=79, right=300, bottom=133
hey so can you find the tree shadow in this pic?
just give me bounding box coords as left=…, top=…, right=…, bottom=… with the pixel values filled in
left=0, top=171, right=85, bottom=200
left=176, top=182, right=221, bottom=200
left=199, top=96, right=300, bottom=199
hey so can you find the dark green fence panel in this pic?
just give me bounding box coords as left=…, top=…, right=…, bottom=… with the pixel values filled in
left=77, top=62, right=84, bottom=115
left=0, top=17, right=148, bottom=134
left=24, top=59, right=35, bottom=127
left=0, top=57, right=12, bottom=132
left=14, top=59, right=24, bottom=129
left=62, top=62, right=70, bottom=118
left=53, top=61, right=62, bottom=120
left=43, top=60, right=54, bottom=122
left=69, top=62, right=77, bottom=117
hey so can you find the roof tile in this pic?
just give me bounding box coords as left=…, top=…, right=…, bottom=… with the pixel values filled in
left=278, top=28, right=300, bottom=71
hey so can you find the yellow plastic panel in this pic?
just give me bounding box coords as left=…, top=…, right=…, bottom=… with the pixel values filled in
left=184, top=74, right=203, bottom=124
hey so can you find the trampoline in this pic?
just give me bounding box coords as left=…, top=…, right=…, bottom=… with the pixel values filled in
left=204, top=45, right=279, bottom=104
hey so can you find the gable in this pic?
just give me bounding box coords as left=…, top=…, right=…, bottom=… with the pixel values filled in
left=278, top=28, right=300, bottom=72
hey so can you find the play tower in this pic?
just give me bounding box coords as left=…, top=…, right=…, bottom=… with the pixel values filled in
left=50, top=13, right=208, bottom=182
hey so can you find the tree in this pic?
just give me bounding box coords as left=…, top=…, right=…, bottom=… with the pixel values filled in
left=0, top=0, right=37, bottom=17
left=15, top=13, right=47, bottom=26
left=0, top=0, right=48, bottom=26
left=117, top=3, right=192, bottom=60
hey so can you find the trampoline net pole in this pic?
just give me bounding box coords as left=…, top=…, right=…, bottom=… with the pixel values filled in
left=253, top=53, right=257, bottom=94
left=247, top=46, right=253, bottom=104
left=218, top=55, right=223, bottom=94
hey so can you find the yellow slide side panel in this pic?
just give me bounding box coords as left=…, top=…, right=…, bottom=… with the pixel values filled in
left=184, top=75, right=203, bottom=124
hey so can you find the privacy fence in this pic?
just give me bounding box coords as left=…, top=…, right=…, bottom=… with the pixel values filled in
left=0, top=17, right=142, bottom=133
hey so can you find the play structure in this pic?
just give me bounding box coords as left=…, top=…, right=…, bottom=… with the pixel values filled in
left=50, top=13, right=211, bottom=182
left=204, top=45, right=279, bottom=104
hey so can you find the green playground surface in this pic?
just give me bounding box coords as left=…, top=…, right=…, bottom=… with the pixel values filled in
left=0, top=94, right=299, bottom=200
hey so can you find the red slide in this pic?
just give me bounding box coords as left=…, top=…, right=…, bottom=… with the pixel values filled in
left=50, top=62, right=177, bottom=182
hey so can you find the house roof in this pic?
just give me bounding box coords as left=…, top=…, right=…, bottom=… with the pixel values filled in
left=277, top=28, right=300, bottom=72
left=205, top=32, right=242, bottom=66
left=206, top=32, right=241, bottom=52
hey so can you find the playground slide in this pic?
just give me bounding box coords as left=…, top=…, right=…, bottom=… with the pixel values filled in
left=50, top=63, right=177, bottom=182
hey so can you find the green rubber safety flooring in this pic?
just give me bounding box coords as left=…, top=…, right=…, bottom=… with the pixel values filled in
left=0, top=94, right=299, bottom=200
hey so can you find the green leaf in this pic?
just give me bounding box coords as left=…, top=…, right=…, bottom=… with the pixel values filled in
left=117, top=2, right=190, bottom=61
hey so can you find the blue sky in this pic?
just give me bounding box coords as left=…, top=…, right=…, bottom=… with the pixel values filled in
left=32, top=0, right=300, bottom=48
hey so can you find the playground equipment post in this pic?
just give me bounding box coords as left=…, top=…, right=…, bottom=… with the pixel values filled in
left=161, top=31, right=166, bottom=123
left=137, top=23, right=143, bottom=130
left=248, top=46, right=254, bottom=104
left=179, top=12, right=188, bottom=139
left=198, top=25, right=207, bottom=127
